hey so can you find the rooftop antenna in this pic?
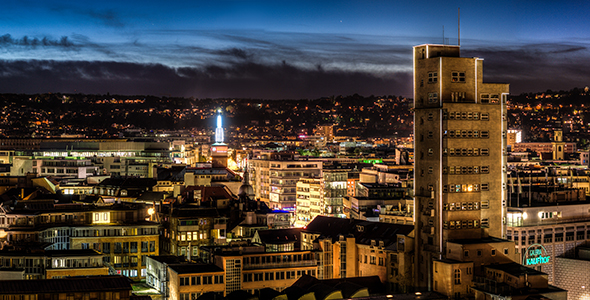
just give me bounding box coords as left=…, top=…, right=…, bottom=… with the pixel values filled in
left=458, top=7, right=461, bottom=46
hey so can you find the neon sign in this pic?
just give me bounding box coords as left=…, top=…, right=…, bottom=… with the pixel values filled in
left=360, top=159, right=383, bottom=164
left=523, top=244, right=550, bottom=266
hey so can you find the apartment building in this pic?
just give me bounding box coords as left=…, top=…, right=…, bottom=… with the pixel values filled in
left=0, top=248, right=107, bottom=280
left=1, top=201, right=159, bottom=280
left=295, top=177, right=323, bottom=227
left=248, top=152, right=321, bottom=210
left=301, top=216, right=415, bottom=293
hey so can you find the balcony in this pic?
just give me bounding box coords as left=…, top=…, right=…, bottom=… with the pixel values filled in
left=243, top=260, right=317, bottom=270
left=178, top=225, right=201, bottom=232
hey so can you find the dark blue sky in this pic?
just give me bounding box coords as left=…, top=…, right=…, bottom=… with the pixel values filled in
left=1, top=0, right=589, bottom=99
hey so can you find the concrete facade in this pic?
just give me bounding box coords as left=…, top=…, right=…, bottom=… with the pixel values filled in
left=413, top=44, right=509, bottom=291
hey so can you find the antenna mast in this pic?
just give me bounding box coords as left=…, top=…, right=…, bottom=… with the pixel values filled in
left=458, top=8, right=461, bottom=46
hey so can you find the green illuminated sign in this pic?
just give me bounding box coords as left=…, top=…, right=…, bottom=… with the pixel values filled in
left=360, top=159, right=383, bottom=164
left=523, top=244, right=550, bottom=266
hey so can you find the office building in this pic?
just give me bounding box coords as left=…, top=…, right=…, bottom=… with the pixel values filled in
left=413, top=44, right=510, bottom=291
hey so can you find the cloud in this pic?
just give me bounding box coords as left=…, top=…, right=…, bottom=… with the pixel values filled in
left=1, top=29, right=589, bottom=98
left=0, top=59, right=410, bottom=99
left=463, top=42, right=590, bottom=94
left=49, top=4, right=126, bottom=28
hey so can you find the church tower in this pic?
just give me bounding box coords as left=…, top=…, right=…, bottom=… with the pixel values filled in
left=211, top=110, right=228, bottom=167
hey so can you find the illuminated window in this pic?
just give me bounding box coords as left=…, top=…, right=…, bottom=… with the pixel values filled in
left=490, top=94, right=500, bottom=103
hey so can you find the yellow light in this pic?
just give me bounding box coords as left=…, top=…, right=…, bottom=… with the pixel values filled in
left=523, top=212, right=528, bottom=220
left=148, top=208, right=155, bottom=216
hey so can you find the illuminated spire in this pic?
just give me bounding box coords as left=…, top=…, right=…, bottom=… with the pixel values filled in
left=215, top=110, right=224, bottom=144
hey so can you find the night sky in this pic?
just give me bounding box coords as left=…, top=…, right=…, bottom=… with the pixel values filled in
left=1, top=0, right=589, bottom=99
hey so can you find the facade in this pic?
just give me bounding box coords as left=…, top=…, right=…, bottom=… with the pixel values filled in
left=169, top=263, right=225, bottom=300
left=0, top=275, right=133, bottom=299
left=1, top=201, right=159, bottom=280
left=215, top=249, right=317, bottom=295
left=511, top=141, right=576, bottom=158
left=472, top=263, right=567, bottom=300
left=0, top=249, right=108, bottom=280
left=195, top=243, right=318, bottom=296
left=302, top=216, right=415, bottom=293
left=554, top=246, right=590, bottom=300
left=413, top=44, right=510, bottom=291
left=295, top=177, right=323, bottom=227
left=322, top=168, right=348, bottom=217
left=10, top=157, right=98, bottom=179
left=248, top=153, right=321, bottom=210
left=160, top=207, right=227, bottom=259
left=506, top=201, right=590, bottom=283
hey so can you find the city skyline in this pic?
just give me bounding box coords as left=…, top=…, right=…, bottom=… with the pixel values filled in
left=1, top=0, right=590, bottom=99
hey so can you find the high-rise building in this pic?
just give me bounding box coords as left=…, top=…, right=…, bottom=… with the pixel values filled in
left=413, top=44, right=510, bottom=290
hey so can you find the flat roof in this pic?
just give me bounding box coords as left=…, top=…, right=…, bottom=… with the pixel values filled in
left=447, top=237, right=512, bottom=245
left=485, top=262, right=545, bottom=277
left=168, top=263, right=223, bottom=274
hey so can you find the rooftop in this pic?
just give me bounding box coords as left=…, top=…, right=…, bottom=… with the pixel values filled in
left=0, top=275, right=131, bottom=294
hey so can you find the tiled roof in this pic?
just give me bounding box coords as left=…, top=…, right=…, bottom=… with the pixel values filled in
left=303, top=216, right=413, bottom=248
left=255, top=228, right=301, bottom=245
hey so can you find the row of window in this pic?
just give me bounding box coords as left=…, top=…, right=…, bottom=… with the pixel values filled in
left=443, top=219, right=489, bottom=230
left=444, top=111, right=490, bottom=121
left=83, top=241, right=156, bottom=254
left=243, top=253, right=313, bottom=265
left=444, top=183, right=489, bottom=193
left=443, top=202, right=482, bottom=211
left=359, top=254, right=385, bottom=266
left=177, top=231, right=209, bottom=242
left=0, top=292, right=126, bottom=300
left=426, top=71, right=466, bottom=83
left=508, top=231, right=590, bottom=244
left=180, top=275, right=223, bottom=286
left=443, top=129, right=489, bottom=138
left=72, top=227, right=157, bottom=237
left=444, top=148, right=489, bottom=156
left=444, top=166, right=489, bottom=175
left=243, top=270, right=315, bottom=282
